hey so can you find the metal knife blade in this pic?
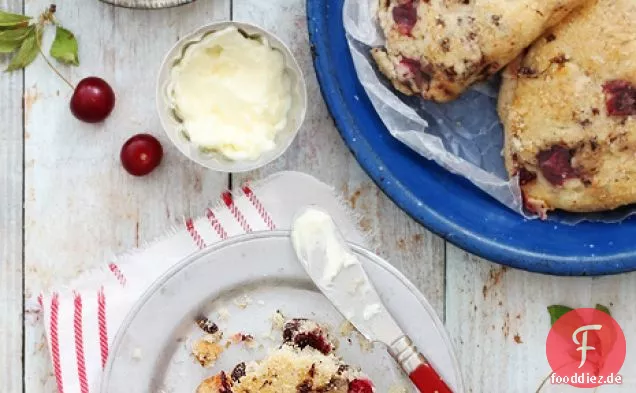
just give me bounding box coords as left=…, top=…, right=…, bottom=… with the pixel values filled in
left=291, top=207, right=455, bottom=393
left=291, top=206, right=403, bottom=346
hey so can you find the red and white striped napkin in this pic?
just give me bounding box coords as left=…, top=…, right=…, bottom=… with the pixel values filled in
left=38, top=171, right=366, bottom=393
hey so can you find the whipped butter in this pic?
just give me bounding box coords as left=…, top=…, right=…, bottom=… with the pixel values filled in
left=168, top=26, right=292, bottom=161
left=291, top=208, right=358, bottom=285
left=291, top=207, right=384, bottom=325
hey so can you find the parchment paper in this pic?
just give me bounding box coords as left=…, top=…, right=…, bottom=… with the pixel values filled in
left=343, top=0, right=529, bottom=216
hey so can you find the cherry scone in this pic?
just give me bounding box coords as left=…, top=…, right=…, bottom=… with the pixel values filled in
left=372, top=0, right=587, bottom=102
left=196, top=318, right=374, bottom=393
left=498, top=0, right=636, bottom=216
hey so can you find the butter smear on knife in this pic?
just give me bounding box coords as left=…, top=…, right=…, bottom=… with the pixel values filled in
left=291, top=208, right=358, bottom=284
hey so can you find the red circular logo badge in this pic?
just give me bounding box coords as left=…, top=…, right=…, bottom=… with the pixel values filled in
left=546, top=308, right=626, bottom=388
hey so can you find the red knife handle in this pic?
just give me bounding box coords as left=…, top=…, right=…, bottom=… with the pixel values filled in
left=389, top=336, right=453, bottom=393
left=409, top=363, right=452, bottom=393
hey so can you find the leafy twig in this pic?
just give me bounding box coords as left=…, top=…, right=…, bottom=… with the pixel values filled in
left=0, top=4, right=79, bottom=77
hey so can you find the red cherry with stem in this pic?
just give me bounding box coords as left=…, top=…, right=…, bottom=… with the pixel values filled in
left=70, top=77, right=116, bottom=123
left=120, top=134, right=163, bottom=176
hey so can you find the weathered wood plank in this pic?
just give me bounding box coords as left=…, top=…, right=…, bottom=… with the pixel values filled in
left=0, top=2, right=25, bottom=392
left=446, top=245, right=636, bottom=392
left=23, top=1, right=231, bottom=392
left=231, top=0, right=447, bottom=317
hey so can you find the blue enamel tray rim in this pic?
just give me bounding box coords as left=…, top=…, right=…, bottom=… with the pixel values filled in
left=306, top=0, right=636, bottom=276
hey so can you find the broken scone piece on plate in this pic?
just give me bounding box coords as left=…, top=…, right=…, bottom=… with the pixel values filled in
left=372, top=0, right=587, bottom=102
left=196, top=318, right=374, bottom=393
left=498, top=0, right=636, bottom=217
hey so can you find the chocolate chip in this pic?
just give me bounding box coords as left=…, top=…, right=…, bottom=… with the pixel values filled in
left=443, top=66, right=457, bottom=80
left=550, top=54, right=569, bottom=65
left=296, top=380, right=313, bottom=393
left=196, top=316, right=218, bottom=334
left=546, top=33, right=556, bottom=42
left=231, top=362, right=246, bottom=382
left=440, top=38, right=450, bottom=52
left=518, top=66, right=537, bottom=77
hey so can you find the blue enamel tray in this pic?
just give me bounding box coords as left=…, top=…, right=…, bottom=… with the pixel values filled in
left=307, top=0, right=636, bottom=276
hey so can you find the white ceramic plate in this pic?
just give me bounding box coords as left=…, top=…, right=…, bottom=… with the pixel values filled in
left=101, top=232, right=465, bottom=393
left=99, top=0, right=193, bottom=9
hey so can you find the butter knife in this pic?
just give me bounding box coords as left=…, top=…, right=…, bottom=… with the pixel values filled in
left=291, top=207, right=453, bottom=393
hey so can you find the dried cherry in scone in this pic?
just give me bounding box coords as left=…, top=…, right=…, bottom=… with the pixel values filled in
left=399, top=58, right=429, bottom=88
left=348, top=379, right=374, bottom=393
left=517, top=167, right=537, bottom=186
left=400, top=57, right=421, bottom=74
left=603, top=80, right=636, bottom=116
left=536, top=145, right=577, bottom=186
left=283, top=318, right=333, bottom=355
left=392, top=1, right=417, bottom=35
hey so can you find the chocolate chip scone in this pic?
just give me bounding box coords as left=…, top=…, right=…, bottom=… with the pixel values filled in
left=372, top=0, right=588, bottom=102
left=498, top=0, right=636, bottom=217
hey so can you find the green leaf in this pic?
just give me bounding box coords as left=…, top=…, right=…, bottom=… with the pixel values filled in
left=0, top=25, right=33, bottom=53
left=595, top=304, right=611, bottom=316
left=0, top=10, right=31, bottom=28
left=50, top=26, right=79, bottom=66
left=6, top=27, right=40, bottom=72
left=547, top=305, right=574, bottom=326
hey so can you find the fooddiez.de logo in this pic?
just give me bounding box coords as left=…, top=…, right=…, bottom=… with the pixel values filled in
left=546, top=308, right=626, bottom=388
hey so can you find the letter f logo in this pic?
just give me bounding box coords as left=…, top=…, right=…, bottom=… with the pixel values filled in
left=572, top=324, right=602, bottom=368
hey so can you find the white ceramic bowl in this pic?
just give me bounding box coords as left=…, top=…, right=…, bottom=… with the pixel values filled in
left=156, top=21, right=308, bottom=172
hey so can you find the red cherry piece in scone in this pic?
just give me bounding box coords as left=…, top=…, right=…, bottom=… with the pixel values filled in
left=603, top=80, right=636, bottom=116
left=536, top=145, right=577, bottom=186
left=348, top=379, right=374, bottom=393
left=392, top=1, right=417, bottom=35
left=518, top=167, right=537, bottom=186
left=282, top=319, right=333, bottom=355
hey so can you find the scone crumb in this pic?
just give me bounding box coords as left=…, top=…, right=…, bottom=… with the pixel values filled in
left=193, top=334, right=225, bottom=368
left=226, top=333, right=255, bottom=349
left=131, top=347, right=142, bottom=360
left=196, top=372, right=232, bottom=393
left=217, top=307, right=231, bottom=321
left=339, top=320, right=355, bottom=337
left=233, top=295, right=253, bottom=309
left=389, top=384, right=408, bottom=393
left=357, top=333, right=374, bottom=352
left=339, top=320, right=373, bottom=352
left=202, top=331, right=223, bottom=343
left=270, top=309, right=286, bottom=330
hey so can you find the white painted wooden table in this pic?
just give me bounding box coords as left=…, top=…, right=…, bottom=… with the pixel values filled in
left=1, top=1, right=635, bottom=392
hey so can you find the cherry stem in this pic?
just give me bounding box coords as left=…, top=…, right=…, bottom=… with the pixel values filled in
left=37, top=40, right=75, bottom=90
left=35, top=5, right=75, bottom=91
left=535, top=371, right=554, bottom=393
